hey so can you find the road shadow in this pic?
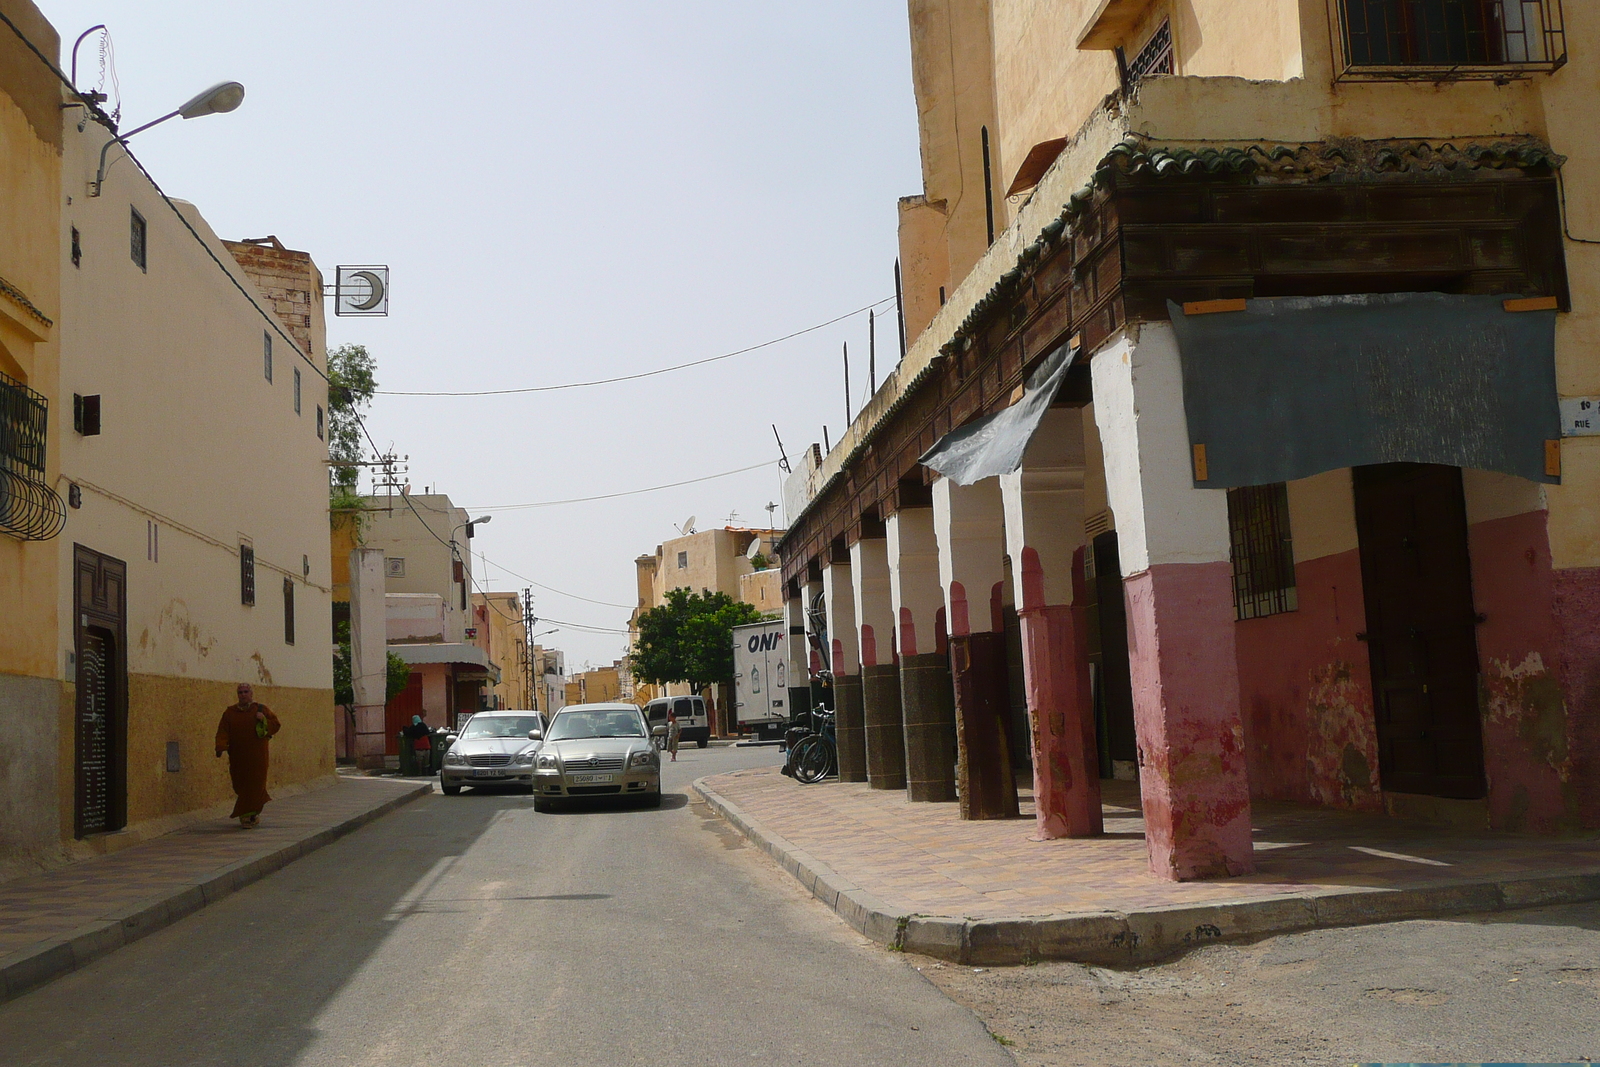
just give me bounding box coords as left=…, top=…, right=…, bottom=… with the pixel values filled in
left=547, top=792, right=691, bottom=815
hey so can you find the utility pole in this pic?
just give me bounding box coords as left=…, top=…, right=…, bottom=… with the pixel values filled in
left=868, top=308, right=876, bottom=395
left=843, top=341, right=851, bottom=429
left=894, top=259, right=908, bottom=360
left=522, top=587, right=536, bottom=712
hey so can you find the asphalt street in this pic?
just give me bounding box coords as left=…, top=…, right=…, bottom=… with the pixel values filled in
left=0, top=745, right=1013, bottom=1067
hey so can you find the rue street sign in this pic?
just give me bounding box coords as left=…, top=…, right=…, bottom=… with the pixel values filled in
left=1560, top=396, right=1599, bottom=437
left=335, top=265, right=389, bottom=317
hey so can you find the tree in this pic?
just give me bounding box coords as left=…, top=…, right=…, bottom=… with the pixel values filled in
left=327, top=343, right=378, bottom=495
left=632, top=588, right=766, bottom=691
left=333, top=621, right=412, bottom=705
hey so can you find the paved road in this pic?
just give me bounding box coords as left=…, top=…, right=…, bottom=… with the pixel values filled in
left=924, top=900, right=1600, bottom=1065
left=0, top=746, right=1012, bottom=1067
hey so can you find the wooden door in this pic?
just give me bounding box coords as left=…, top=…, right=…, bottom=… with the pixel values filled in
left=1085, top=532, right=1138, bottom=777
left=1352, top=464, right=1486, bottom=799
left=74, top=545, right=127, bottom=837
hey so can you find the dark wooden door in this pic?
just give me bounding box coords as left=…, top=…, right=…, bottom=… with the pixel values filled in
left=1084, top=532, right=1138, bottom=777
left=1352, top=464, right=1486, bottom=799
left=74, top=545, right=127, bottom=838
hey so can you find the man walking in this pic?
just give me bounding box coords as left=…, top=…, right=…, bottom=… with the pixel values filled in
left=215, top=683, right=281, bottom=828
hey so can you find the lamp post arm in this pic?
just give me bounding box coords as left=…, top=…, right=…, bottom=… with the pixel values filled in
left=90, top=111, right=178, bottom=197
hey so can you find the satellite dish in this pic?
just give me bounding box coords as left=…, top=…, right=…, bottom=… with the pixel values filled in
left=679, top=515, right=697, bottom=535
left=746, top=538, right=763, bottom=560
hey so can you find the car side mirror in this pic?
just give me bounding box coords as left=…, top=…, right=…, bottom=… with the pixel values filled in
left=528, top=729, right=542, bottom=741
left=652, top=724, right=668, bottom=737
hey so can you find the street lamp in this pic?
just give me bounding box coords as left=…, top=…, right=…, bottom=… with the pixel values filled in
left=91, top=81, right=246, bottom=197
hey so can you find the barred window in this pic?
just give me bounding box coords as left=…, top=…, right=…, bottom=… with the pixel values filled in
left=240, top=544, right=256, bottom=606
left=1227, top=483, right=1297, bottom=620
left=1341, top=0, right=1566, bottom=68
left=263, top=332, right=273, bottom=383
left=283, top=577, right=295, bottom=645
left=130, top=209, right=147, bottom=271
left=1128, top=20, right=1174, bottom=83
left=293, top=368, right=302, bottom=414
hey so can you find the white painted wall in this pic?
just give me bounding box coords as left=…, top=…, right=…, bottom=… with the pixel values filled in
left=933, top=476, right=1006, bottom=635
left=1002, top=406, right=1087, bottom=608
left=849, top=537, right=895, bottom=667
left=823, top=561, right=859, bottom=672
left=886, top=507, right=943, bottom=656
left=1090, top=324, right=1230, bottom=575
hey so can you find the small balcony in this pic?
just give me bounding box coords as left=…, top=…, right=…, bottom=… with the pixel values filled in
left=1336, top=0, right=1566, bottom=79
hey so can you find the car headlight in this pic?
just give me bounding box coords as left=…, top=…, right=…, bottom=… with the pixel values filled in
left=444, top=749, right=468, bottom=766
left=536, top=753, right=558, bottom=769
left=631, top=750, right=657, bottom=767
left=514, top=750, right=537, bottom=765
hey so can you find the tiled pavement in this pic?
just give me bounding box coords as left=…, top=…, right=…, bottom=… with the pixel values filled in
left=0, top=775, right=430, bottom=1001
left=697, top=766, right=1600, bottom=960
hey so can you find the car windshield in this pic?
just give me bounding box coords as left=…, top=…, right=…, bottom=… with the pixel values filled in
left=547, top=711, right=645, bottom=741
left=458, top=715, right=542, bottom=740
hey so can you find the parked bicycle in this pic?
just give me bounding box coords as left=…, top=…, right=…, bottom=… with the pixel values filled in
left=782, top=703, right=837, bottom=784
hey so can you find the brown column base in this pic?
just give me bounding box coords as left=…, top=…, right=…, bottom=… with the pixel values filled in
left=862, top=664, right=906, bottom=790
left=833, top=673, right=867, bottom=782
left=950, top=631, right=1019, bottom=820
left=900, top=652, right=957, bottom=802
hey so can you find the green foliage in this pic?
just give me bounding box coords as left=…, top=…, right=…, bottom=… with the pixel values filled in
left=332, top=619, right=413, bottom=705
left=327, top=343, right=378, bottom=492
left=748, top=552, right=771, bottom=571
left=387, top=652, right=411, bottom=703
left=632, top=587, right=764, bottom=689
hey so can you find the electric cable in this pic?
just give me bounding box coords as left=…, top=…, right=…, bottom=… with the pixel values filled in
left=373, top=297, right=897, bottom=396
left=469, top=460, right=775, bottom=511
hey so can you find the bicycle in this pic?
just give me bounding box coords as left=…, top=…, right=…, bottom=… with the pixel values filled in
left=784, top=705, right=837, bottom=784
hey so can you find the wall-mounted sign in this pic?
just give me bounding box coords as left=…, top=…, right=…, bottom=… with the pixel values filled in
left=385, top=557, right=406, bottom=578
left=335, top=265, right=389, bottom=317
left=1560, top=397, right=1599, bottom=437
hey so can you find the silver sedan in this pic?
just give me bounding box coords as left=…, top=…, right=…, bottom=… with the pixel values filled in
left=440, top=711, right=544, bottom=795
left=533, top=703, right=660, bottom=812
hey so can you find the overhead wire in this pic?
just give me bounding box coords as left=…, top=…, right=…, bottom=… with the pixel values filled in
left=373, top=296, right=897, bottom=396
left=469, top=460, right=775, bottom=512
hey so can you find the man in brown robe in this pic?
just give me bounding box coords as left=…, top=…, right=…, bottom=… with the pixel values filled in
left=215, top=683, right=281, bottom=828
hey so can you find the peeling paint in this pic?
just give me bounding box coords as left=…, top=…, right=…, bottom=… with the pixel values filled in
left=1306, top=660, right=1382, bottom=811
left=250, top=652, right=274, bottom=686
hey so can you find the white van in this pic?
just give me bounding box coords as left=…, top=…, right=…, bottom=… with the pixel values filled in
left=642, top=695, right=710, bottom=748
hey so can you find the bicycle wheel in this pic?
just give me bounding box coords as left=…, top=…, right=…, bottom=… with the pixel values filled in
left=795, top=736, right=835, bottom=784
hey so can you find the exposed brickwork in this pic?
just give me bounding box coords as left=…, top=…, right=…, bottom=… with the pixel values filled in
left=222, top=239, right=320, bottom=356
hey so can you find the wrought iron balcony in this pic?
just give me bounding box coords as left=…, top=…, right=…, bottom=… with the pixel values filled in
left=1337, top=0, right=1566, bottom=78
left=0, top=369, right=65, bottom=541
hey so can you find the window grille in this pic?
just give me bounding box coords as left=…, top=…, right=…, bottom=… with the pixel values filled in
left=71, top=227, right=81, bottom=269
left=0, top=369, right=65, bottom=540
left=316, top=405, right=324, bottom=440
left=1227, top=483, right=1298, bottom=620
left=1339, top=0, right=1566, bottom=74
left=293, top=368, right=301, bottom=414
left=677, top=551, right=688, bottom=569
left=240, top=544, right=256, bottom=606
left=130, top=209, right=147, bottom=271
left=1128, top=20, right=1174, bottom=83
left=283, top=578, right=295, bottom=645
left=263, top=332, right=273, bottom=383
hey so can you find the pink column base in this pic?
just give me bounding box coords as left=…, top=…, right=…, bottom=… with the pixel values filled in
left=1018, top=605, right=1103, bottom=838
left=1124, top=562, right=1254, bottom=880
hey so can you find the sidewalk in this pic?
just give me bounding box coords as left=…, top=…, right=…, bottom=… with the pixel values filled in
left=695, top=767, right=1600, bottom=965
left=0, top=774, right=431, bottom=1002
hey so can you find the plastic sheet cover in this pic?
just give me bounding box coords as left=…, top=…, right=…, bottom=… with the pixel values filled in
left=919, top=341, right=1077, bottom=486
left=1168, top=293, right=1560, bottom=488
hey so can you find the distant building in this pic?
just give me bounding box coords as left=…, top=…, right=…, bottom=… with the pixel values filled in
left=471, top=591, right=529, bottom=710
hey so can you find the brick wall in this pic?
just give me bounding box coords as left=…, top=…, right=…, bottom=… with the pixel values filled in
left=222, top=238, right=318, bottom=354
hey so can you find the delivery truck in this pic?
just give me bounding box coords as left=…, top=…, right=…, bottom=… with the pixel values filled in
left=731, top=619, right=790, bottom=739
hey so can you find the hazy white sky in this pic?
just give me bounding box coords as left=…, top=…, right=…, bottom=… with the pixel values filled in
left=37, top=1, right=921, bottom=668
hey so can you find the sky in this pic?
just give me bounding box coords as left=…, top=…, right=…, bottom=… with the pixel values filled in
left=36, top=1, right=922, bottom=669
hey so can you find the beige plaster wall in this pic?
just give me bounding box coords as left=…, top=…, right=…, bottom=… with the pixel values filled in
left=360, top=494, right=473, bottom=640
left=897, top=195, right=951, bottom=345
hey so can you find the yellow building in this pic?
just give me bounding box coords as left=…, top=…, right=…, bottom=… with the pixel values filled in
left=471, top=590, right=530, bottom=710
left=0, top=0, right=67, bottom=879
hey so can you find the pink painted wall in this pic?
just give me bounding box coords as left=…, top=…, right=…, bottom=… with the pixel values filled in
left=1553, top=565, right=1600, bottom=829
left=1469, top=510, right=1590, bottom=832
left=1233, top=550, right=1382, bottom=812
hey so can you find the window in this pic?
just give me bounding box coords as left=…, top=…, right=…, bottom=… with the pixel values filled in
left=1228, top=484, right=1297, bottom=620
left=71, top=226, right=81, bottom=268
left=240, top=544, right=256, bottom=606
left=130, top=209, right=146, bottom=271
left=676, top=551, right=688, bottom=569
left=73, top=393, right=101, bottom=436
left=1339, top=0, right=1566, bottom=71
left=263, top=332, right=273, bottom=383
left=1128, top=20, right=1174, bottom=83
left=283, top=577, right=295, bottom=645
left=146, top=520, right=159, bottom=562
left=316, top=405, right=324, bottom=440
left=293, top=368, right=301, bottom=414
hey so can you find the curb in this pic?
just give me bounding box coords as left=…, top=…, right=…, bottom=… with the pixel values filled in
left=0, top=780, right=433, bottom=1004
left=691, top=776, right=1600, bottom=966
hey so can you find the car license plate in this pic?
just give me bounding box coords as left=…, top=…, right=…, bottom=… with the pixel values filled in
left=569, top=773, right=614, bottom=784
left=473, top=769, right=504, bottom=778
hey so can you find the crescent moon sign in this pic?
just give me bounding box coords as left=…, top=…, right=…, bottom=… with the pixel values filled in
left=349, top=270, right=386, bottom=311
